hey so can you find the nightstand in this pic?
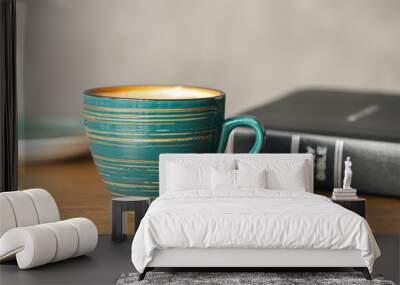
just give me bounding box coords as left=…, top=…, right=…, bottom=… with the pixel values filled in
left=332, top=197, right=366, bottom=218
left=112, top=196, right=150, bottom=242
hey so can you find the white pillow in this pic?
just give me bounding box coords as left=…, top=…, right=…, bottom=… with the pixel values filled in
left=211, top=169, right=267, bottom=190
left=211, top=168, right=236, bottom=190
left=238, top=159, right=308, bottom=191
left=237, top=169, right=267, bottom=189
left=167, top=160, right=235, bottom=191
left=265, top=165, right=307, bottom=191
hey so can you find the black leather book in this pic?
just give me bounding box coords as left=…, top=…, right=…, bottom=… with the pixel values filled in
left=230, top=128, right=400, bottom=197
left=232, top=89, right=400, bottom=197
left=245, top=89, right=400, bottom=142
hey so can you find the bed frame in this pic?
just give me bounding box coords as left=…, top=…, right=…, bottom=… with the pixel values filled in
left=140, top=248, right=370, bottom=280
left=139, top=154, right=371, bottom=280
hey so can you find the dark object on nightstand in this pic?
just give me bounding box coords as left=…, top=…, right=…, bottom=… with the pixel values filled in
left=237, top=89, right=400, bottom=198
left=332, top=198, right=366, bottom=218
left=112, top=196, right=150, bottom=242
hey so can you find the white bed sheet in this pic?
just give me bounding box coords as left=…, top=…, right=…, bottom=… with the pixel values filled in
left=131, top=190, right=380, bottom=273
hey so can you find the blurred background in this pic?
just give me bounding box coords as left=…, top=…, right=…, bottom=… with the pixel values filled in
left=16, top=0, right=400, bottom=234
left=17, top=0, right=400, bottom=119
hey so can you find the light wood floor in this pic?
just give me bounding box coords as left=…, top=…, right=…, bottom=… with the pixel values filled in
left=19, top=157, right=400, bottom=234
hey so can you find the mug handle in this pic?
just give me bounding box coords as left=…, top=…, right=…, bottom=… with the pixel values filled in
left=217, top=115, right=265, bottom=153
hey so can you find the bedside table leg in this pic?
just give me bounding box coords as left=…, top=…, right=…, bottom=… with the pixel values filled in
left=134, top=201, right=149, bottom=233
left=112, top=201, right=124, bottom=242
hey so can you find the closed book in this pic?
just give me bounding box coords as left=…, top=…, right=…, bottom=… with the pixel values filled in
left=332, top=195, right=360, bottom=200
left=234, top=89, right=400, bottom=198
left=230, top=127, right=400, bottom=197
left=334, top=191, right=357, bottom=194
left=334, top=188, right=357, bottom=194
left=332, top=193, right=357, bottom=197
left=243, top=89, right=400, bottom=143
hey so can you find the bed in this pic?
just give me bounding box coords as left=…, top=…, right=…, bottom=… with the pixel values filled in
left=131, top=154, right=380, bottom=280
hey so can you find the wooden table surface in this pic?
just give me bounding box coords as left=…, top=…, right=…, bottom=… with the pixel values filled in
left=19, top=157, right=400, bottom=234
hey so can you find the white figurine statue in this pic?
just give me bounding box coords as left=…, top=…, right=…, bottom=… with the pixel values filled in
left=342, top=157, right=353, bottom=189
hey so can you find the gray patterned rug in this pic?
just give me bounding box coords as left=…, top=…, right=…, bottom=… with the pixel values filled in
left=116, top=272, right=396, bottom=285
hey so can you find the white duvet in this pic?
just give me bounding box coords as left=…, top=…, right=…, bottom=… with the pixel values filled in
left=131, top=190, right=380, bottom=273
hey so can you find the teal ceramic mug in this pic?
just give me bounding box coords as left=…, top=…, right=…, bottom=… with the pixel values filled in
left=83, top=85, right=265, bottom=197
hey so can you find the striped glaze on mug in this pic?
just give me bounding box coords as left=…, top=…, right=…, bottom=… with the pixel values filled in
left=83, top=85, right=265, bottom=197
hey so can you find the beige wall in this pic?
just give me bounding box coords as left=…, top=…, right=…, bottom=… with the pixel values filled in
left=18, top=0, right=400, bottom=118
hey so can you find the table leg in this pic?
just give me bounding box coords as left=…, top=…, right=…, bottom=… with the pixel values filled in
left=112, top=201, right=125, bottom=241
left=134, top=201, right=149, bottom=233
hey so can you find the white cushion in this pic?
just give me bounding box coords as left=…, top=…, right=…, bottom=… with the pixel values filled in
left=24, top=189, right=60, bottom=224
left=237, top=169, right=267, bottom=189
left=64, top=218, right=98, bottom=257
left=211, top=169, right=267, bottom=191
left=238, top=159, right=308, bottom=191
left=0, top=226, right=57, bottom=269
left=166, top=160, right=235, bottom=192
left=0, top=218, right=97, bottom=269
left=0, top=192, right=39, bottom=227
left=42, top=221, right=79, bottom=262
left=0, top=196, right=17, bottom=237
left=265, top=163, right=307, bottom=191
left=211, top=168, right=236, bottom=190
left=160, top=154, right=314, bottom=194
left=0, top=189, right=59, bottom=230
left=166, top=163, right=209, bottom=191
left=0, top=189, right=98, bottom=269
